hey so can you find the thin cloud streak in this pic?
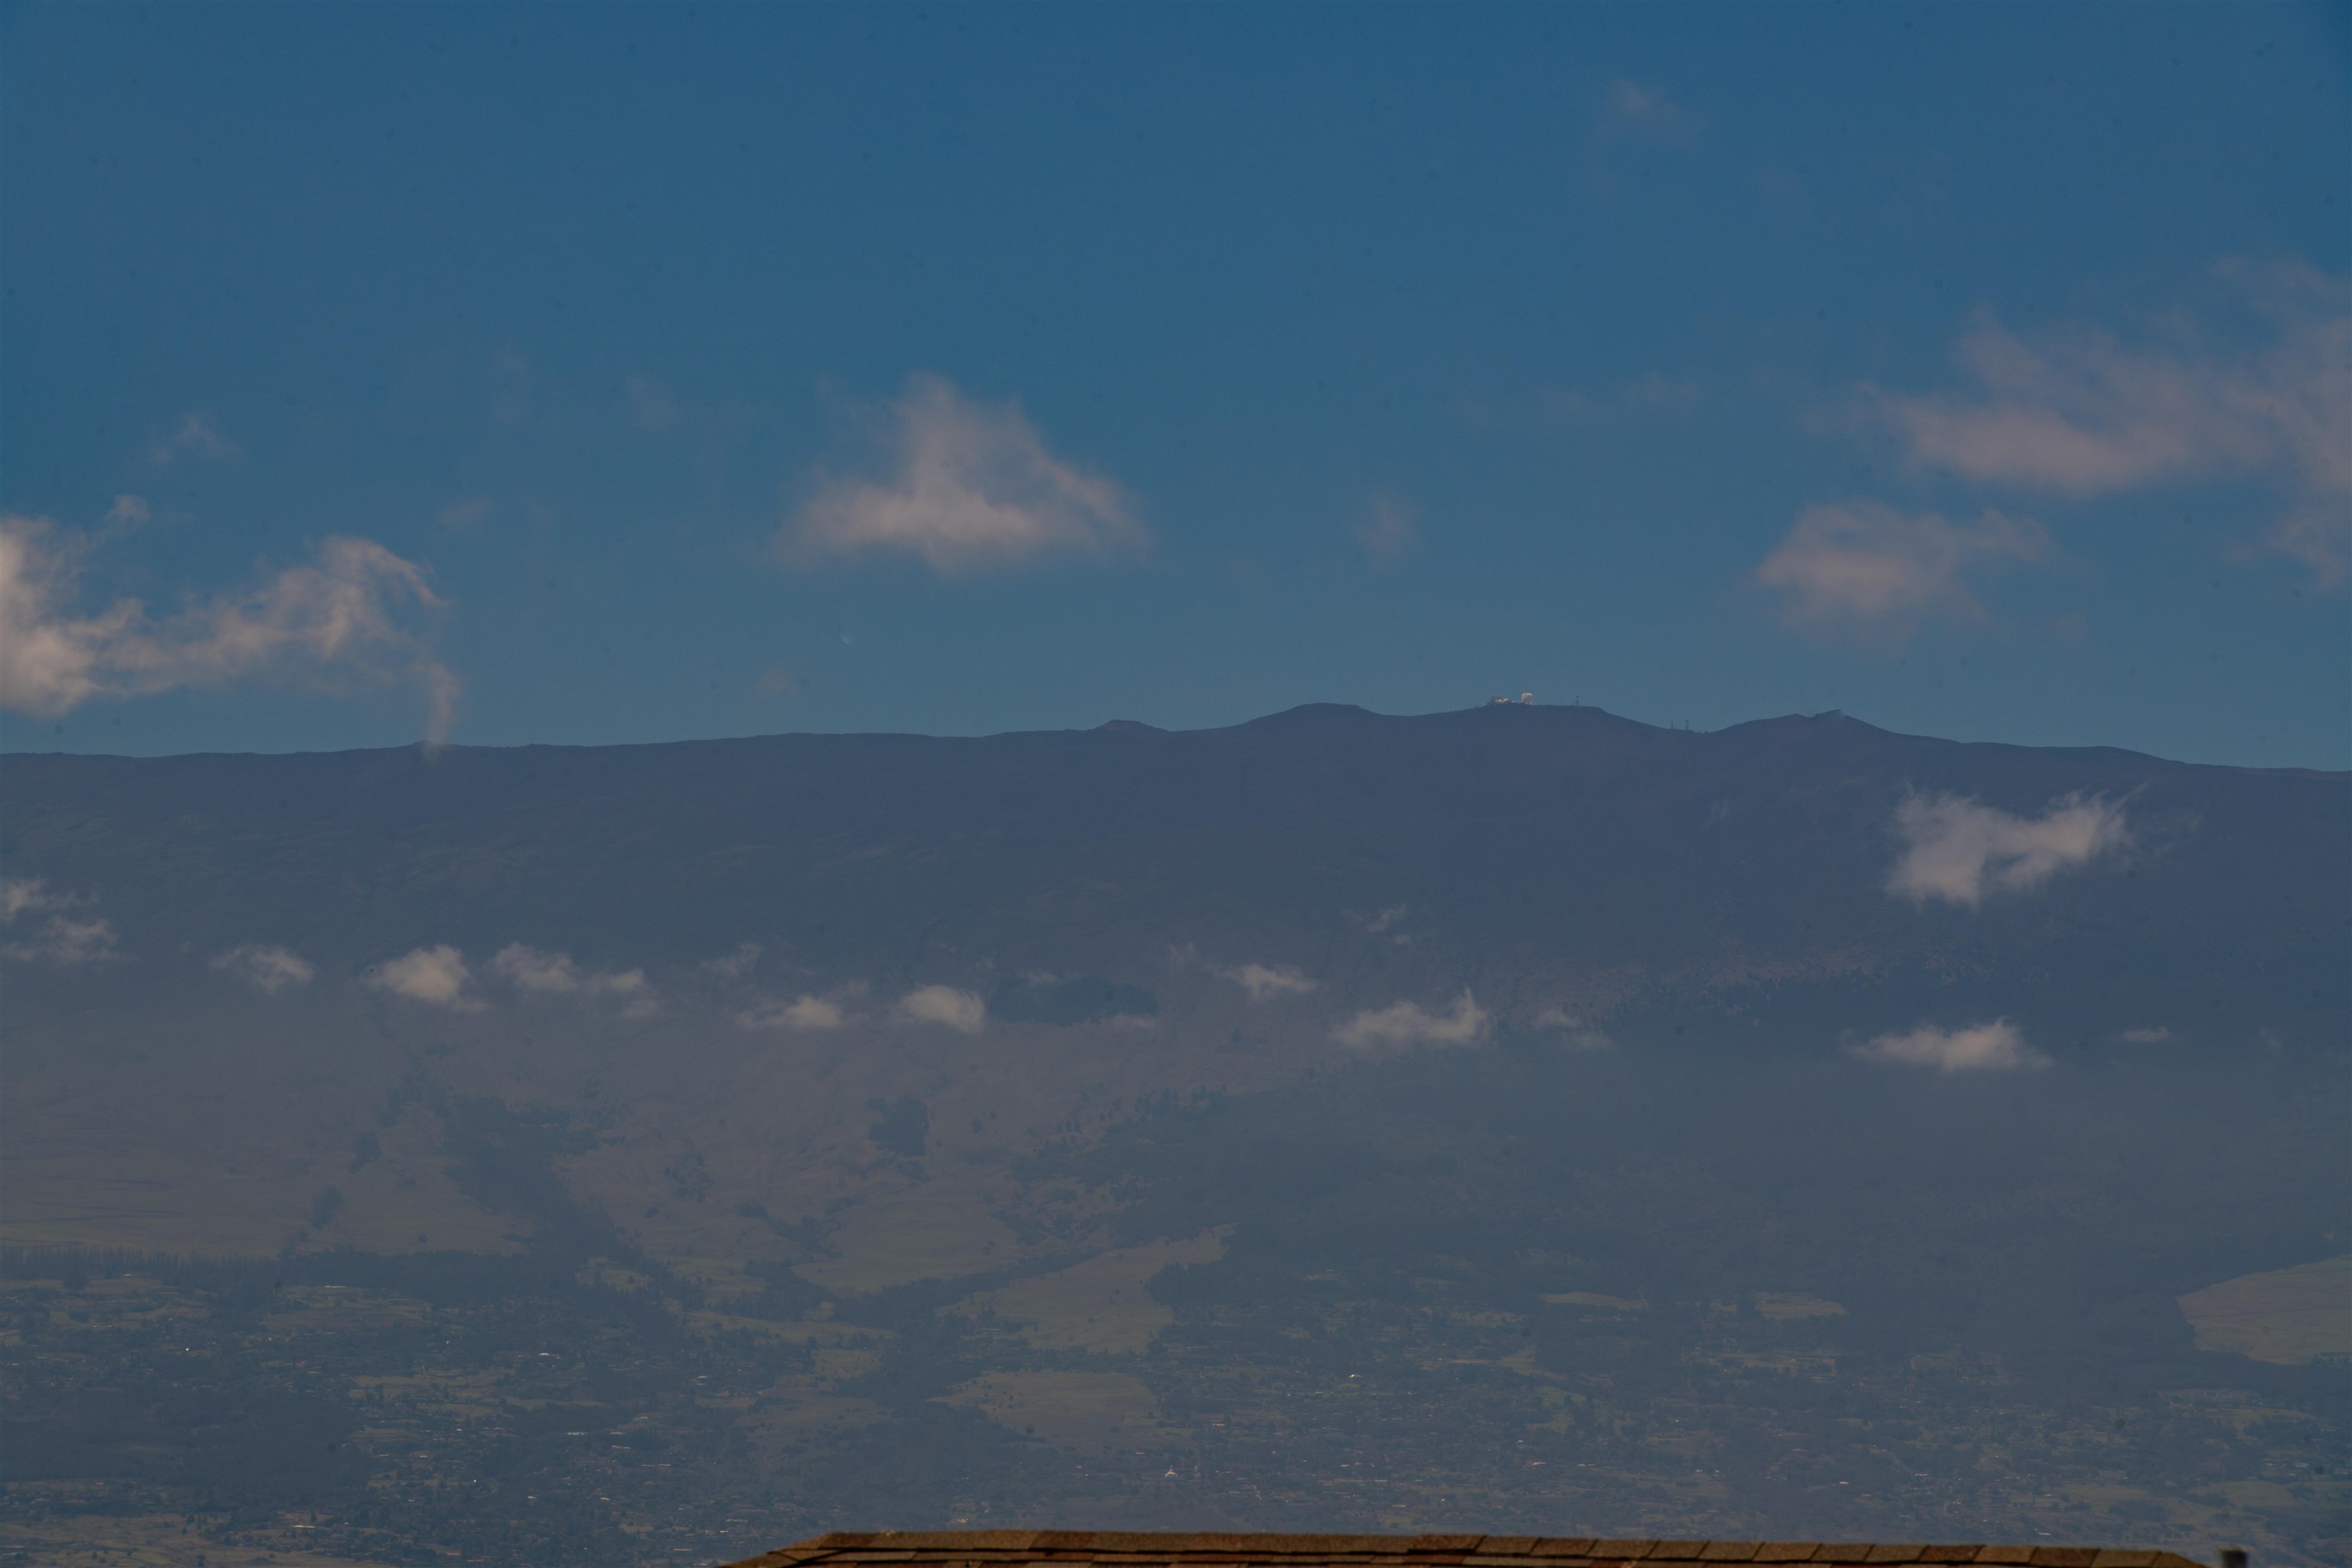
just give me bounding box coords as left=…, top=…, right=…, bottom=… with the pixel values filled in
left=1853, top=1018, right=2047, bottom=1072
left=211, top=943, right=315, bottom=994
left=1865, top=260, right=2350, bottom=583
left=740, top=995, right=848, bottom=1031
left=1224, top=962, right=1318, bottom=1001
left=1753, top=501, right=2051, bottom=638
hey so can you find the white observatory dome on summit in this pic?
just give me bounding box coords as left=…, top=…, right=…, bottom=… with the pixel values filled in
left=1485, top=692, right=1537, bottom=706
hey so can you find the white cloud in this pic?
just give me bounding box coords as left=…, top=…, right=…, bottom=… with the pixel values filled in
left=740, top=994, right=847, bottom=1031
left=366, top=946, right=478, bottom=1009
left=895, top=984, right=987, bottom=1033
left=0, top=880, right=116, bottom=965
left=782, top=374, right=1145, bottom=573
left=1334, top=990, right=1489, bottom=1050
left=1223, top=962, right=1318, bottom=1001
left=2115, top=1026, right=2174, bottom=1044
left=1354, top=495, right=1419, bottom=563
left=489, top=944, right=650, bottom=1010
left=211, top=943, right=315, bottom=994
left=2, top=914, right=119, bottom=966
left=149, top=411, right=238, bottom=465
left=1853, top=1019, right=2047, bottom=1073
left=0, top=515, right=461, bottom=743
left=1596, top=80, right=1703, bottom=145
left=1890, top=791, right=2128, bottom=906
left=1865, top=261, right=2350, bottom=583
left=1753, top=501, right=2052, bottom=636
left=1533, top=1008, right=1614, bottom=1050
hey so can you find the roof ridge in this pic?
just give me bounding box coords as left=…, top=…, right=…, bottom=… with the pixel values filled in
left=723, top=1533, right=2207, bottom=1568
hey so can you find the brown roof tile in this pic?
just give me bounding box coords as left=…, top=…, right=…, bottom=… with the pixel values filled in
left=2029, top=1553, right=2099, bottom=1568
left=1975, top=1552, right=2037, bottom=1566
left=1697, top=1547, right=1762, bottom=1563
left=1751, top=1549, right=1821, bottom=1564
left=1584, top=1544, right=1658, bottom=1562
left=1865, top=1551, right=1929, bottom=1565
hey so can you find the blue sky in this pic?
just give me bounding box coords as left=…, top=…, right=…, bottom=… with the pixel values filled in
left=4, top=3, right=2346, bottom=766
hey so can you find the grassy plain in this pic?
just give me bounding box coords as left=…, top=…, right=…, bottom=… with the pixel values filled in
left=2177, top=1256, right=2352, bottom=1365
left=946, top=1230, right=1227, bottom=1353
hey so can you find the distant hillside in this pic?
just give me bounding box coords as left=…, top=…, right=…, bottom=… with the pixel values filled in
left=5, top=703, right=2345, bottom=1046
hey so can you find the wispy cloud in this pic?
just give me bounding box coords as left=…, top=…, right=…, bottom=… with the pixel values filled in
left=1542, top=371, right=1700, bottom=425
left=2115, top=1025, right=2173, bottom=1044
left=1223, top=962, right=1318, bottom=1001
left=1853, top=1018, right=2047, bottom=1073
left=698, top=942, right=761, bottom=981
left=0, top=879, right=118, bottom=966
left=782, top=374, right=1145, bottom=573
left=740, top=994, right=847, bottom=1031
left=365, top=946, right=478, bottom=1009
left=895, top=983, right=987, bottom=1033
left=490, top=944, right=655, bottom=1015
left=1, top=915, right=119, bottom=966
left=1532, top=1008, right=1614, bottom=1050
left=1864, top=260, right=2350, bottom=583
left=491, top=943, right=647, bottom=998
left=1753, top=501, right=2052, bottom=638
left=1890, top=792, right=2128, bottom=906
left=1334, top=990, right=1488, bottom=1050
left=1, top=878, right=65, bottom=923
left=1354, top=494, right=1419, bottom=564
left=1595, top=80, right=1704, bottom=146
left=211, top=943, right=315, bottom=994
left=0, top=515, right=461, bottom=742
left=148, top=411, right=239, bottom=466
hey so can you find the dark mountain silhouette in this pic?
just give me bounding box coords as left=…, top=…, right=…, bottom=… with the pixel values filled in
left=5, top=702, right=2344, bottom=1046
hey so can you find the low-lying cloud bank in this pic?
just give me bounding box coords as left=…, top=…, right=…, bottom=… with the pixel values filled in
left=1334, top=990, right=1488, bottom=1050
left=1853, top=1018, right=2047, bottom=1073
left=365, top=942, right=656, bottom=1013
left=1889, top=791, right=2128, bottom=906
